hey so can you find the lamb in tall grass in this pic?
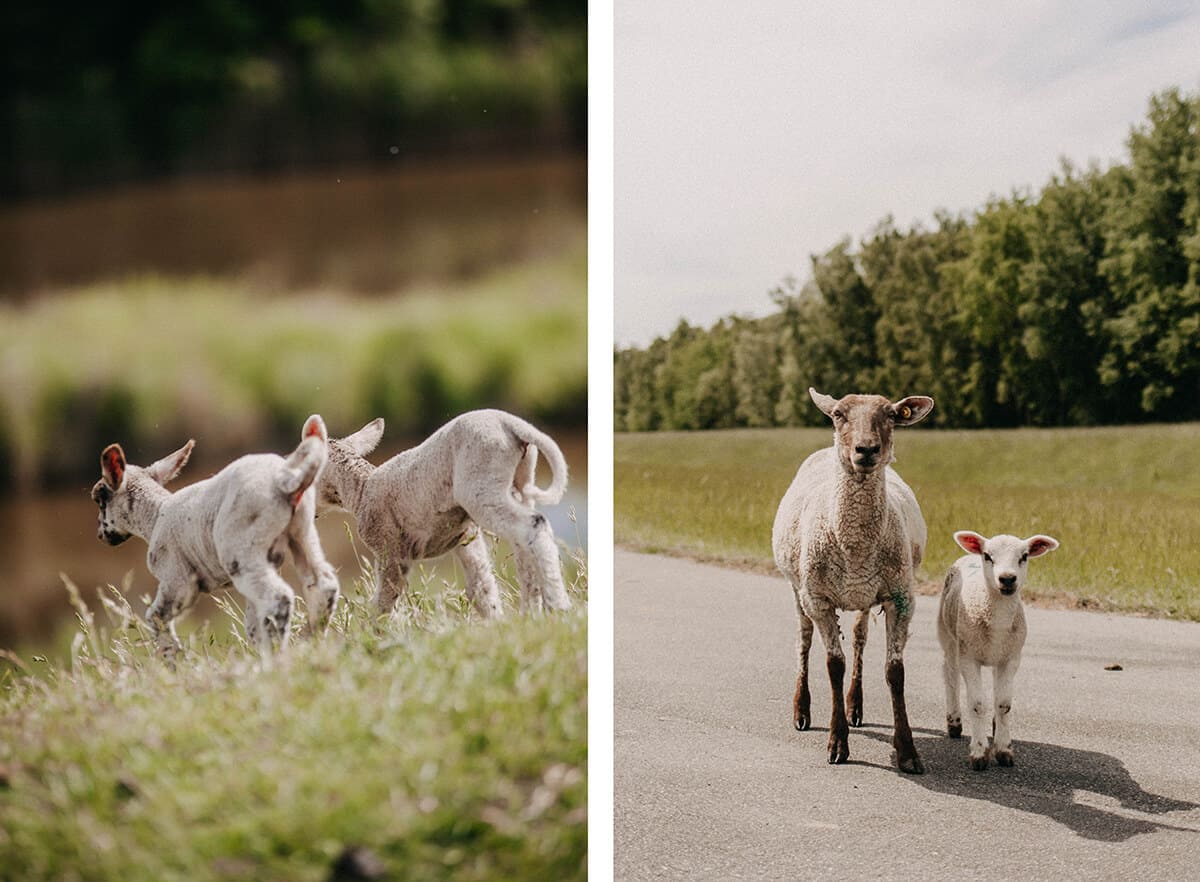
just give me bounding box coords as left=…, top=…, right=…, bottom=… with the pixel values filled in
left=772, top=388, right=933, bottom=773
left=939, top=530, right=1060, bottom=770
left=91, top=415, right=339, bottom=658
left=315, top=409, right=571, bottom=619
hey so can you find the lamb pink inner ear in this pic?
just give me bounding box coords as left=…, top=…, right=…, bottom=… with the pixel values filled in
left=1028, top=537, right=1057, bottom=557
left=103, top=447, right=125, bottom=487
left=956, top=532, right=984, bottom=555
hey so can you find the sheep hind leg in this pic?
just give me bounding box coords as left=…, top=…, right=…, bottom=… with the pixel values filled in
left=846, top=608, right=869, bottom=727
left=792, top=597, right=814, bottom=731
left=883, top=597, right=924, bottom=774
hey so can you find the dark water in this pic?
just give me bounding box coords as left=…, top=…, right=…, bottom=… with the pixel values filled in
left=0, top=154, right=585, bottom=297
left=0, top=434, right=586, bottom=651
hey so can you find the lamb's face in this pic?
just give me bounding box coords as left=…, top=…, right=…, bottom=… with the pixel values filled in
left=808, top=389, right=934, bottom=475
left=91, top=448, right=136, bottom=545
left=954, top=531, right=1060, bottom=596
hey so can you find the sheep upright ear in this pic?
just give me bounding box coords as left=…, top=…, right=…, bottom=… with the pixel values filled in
left=341, top=418, right=384, bottom=456
left=954, top=530, right=987, bottom=556
left=302, top=414, right=328, bottom=442
left=891, top=396, right=934, bottom=426
left=145, top=440, right=195, bottom=486
left=1025, top=535, right=1059, bottom=558
left=809, top=388, right=839, bottom=418
left=101, top=444, right=126, bottom=491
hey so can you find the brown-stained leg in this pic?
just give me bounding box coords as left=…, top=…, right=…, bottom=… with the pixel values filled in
left=793, top=608, right=814, bottom=730
left=846, top=608, right=869, bottom=727
left=827, top=654, right=850, bottom=764
left=886, top=659, right=924, bottom=774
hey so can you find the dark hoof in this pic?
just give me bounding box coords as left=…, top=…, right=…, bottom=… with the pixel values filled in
left=847, top=704, right=863, bottom=728
left=994, top=750, right=1014, bottom=767
left=969, top=755, right=989, bottom=771
left=897, top=754, right=925, bottom=775
left=794, top=713, right=810, bottom=731
left=828, top=733, right=850, bottom=764
left=947, top=723, right=962, bottom=739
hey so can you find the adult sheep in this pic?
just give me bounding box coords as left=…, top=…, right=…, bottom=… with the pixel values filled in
left=772, top=388, right=933, bottom=773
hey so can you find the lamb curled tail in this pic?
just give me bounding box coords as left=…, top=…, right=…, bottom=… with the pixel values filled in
left=506, top=414, right=568, bottom=505
left=277, top=414, right=329, bottom=507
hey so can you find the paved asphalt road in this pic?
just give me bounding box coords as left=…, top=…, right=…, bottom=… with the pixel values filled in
left=615, top=550, right=1200, bottom=882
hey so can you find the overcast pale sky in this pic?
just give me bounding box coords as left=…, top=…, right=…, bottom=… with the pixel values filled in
left=614, top=1, right=1200, bottom=347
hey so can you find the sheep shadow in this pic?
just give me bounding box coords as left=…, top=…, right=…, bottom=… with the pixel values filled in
left=856, top=725, right=1200, bottom=842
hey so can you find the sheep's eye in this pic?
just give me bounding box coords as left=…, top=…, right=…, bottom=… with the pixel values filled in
left=832, top=410, right=844, bottom=421
left=983, top=553, right=993, bottom=563
left=1020, top=553, right=1028, bottom=564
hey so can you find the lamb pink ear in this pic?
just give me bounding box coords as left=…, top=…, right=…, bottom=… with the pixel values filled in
left=954, top=530, right=986, bottom=555
left=302, top=414, right=328, bottom=442
left=1025, top=535, right=1059, bottom=558
left=101, top=444, right=126, bottom=490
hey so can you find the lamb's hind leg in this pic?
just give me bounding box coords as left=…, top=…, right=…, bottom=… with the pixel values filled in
left=792, top=590, right=814, bottom=731
left=146, top=578, right=200, bottom=665
left=943, top=640, right=963, bottom=738
left=464, top=493, right=569, bottom=613
left=287, top=517, right=340, bottom=634
left=802, top=596, right=848, bottom=764
left=454, top=532, right=504, bottom=619
left=846, top=608, right=869, bottom=727
left=232, top=566, right=295, bottom=654
left=883, top=595, right=924, bottom=774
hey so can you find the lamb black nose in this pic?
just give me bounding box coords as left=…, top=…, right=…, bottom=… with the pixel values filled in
left=998, top=575, right=1017, bottom=589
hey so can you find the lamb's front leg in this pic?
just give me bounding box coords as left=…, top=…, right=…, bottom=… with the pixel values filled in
left=846, top=608, right=869, bottom=727
left=882, top=596, right=923, bottom=774
left=374, top=555, right=409, bottom=619
left=991, top=657, right=1020, bottom=766
left=943, top=644, right=963, bottom=738
left=961, top=655, right=989, bottom=770
left=145, top=579, right=199, bottom=665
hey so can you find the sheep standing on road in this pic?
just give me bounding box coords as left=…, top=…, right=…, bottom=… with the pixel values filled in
left=772, top=388, right=934, bottom=774
left=939, top=530, right=1060, bottom=770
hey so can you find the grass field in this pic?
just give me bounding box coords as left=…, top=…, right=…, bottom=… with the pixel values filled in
left=615, top=424, right=1200, bottom=620
left=0, top=554, right=587, bottom=881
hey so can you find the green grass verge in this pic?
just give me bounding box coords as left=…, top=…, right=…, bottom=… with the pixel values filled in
left=615, top=424, right=1200, bottom=619
left=0, top=552, right=587, bottom=881
left=0, top=241, right=585, bottom=489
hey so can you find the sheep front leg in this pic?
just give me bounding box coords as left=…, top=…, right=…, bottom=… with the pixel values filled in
left=373, top=555, right=409, bottom=620
left=943, top=643, right=963, bottom=738
left=846, top=608, right=869, bottom=727
left=803, top=597, right=848, bottom=764
left=792, top=589, right=814, bottom=731
left=961, top=655, right=989, bottom=770
left=992, top=657, right=1020, bottom=766
left=883, top=596, right=924, bottom=774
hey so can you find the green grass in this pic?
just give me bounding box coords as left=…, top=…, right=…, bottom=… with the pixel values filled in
left=0, top=241, right=585, bottom=489
left=0, top=549, right=587, bottom=881
left=615, top=424, right=1200, bottom=619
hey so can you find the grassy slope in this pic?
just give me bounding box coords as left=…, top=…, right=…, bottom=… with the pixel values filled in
left=615, top=424, right=1200, bottom=619
left=0, top=563, right=587, bottom=882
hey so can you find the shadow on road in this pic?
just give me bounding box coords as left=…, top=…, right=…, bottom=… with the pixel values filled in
left=854, top=725, right=1200, bottom=842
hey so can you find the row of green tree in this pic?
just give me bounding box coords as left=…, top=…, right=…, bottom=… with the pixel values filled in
left=615, top=88, right=1200, bottom=431
left=2, top=0, right=585, bottom=198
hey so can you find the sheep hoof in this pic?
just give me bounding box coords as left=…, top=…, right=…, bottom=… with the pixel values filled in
left=828, top=732, right=850, bottom=764
left=794, top=713, right=810, bottom=731
left=994, top=749, right=1014, bottom=767
left=847, top=703, right=863, bottom=728
left=897, top=754, right=925, bottom=775
left=969, top=755, right=989, bottom=771
left=947, top=723, right=962, bottom=739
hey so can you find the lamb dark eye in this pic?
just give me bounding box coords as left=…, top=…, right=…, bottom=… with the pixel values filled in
left=1020, top=554, right=1028, bottom=563
left=983, top=553, right=993, bottom=563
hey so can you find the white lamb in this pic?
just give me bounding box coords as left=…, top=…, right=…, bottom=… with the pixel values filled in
left=939, top=530, right=1060, bottom=770
left=772, top=388, right=934, bottom=774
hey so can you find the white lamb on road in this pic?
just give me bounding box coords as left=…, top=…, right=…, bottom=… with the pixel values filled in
left=938, top=530, right=1060, bottom=770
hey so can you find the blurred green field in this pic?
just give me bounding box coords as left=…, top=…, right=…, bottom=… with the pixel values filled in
left=0, top=556, right=587, bottom=882
left=0, top=241, right=585, bottom=489
left=615, top=424, right=1200, bottom=619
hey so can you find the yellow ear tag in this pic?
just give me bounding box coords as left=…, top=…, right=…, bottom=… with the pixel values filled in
left=900, top=406, right=912, bottom=419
